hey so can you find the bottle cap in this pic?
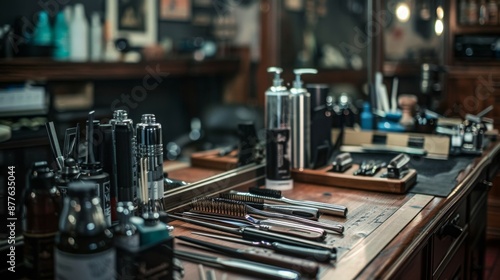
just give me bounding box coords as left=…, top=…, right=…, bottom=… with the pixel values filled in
left=91, top=12, right=100, bottom=27
left=139, top=199, right=159, bottom=225
left=73, top=3, right=85, bottom=19
left=141, top=114, right=156, bottom=124
left=62, top=157, right=79, bottom=171
left=30, top=161, right=55, bottom=188
left=113, top=109, right=128, bottom=121
left=117, top=201, right=134, bottom=216
left=363, top=102, right=371, bottom=110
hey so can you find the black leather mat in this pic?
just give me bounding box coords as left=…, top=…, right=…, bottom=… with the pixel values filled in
left=345, top=152, right=477, bottom=197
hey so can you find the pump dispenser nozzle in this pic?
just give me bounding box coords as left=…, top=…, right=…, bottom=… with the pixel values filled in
left=293, top=68, right=318, bottom=89
left=267, top=67, right=284, bottom=87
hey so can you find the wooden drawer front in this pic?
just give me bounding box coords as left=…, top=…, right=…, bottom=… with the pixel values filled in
left=488, top=175, right=500, bottom=239
left=434, top=242, right=466, bottom=280
left=392, top=245, right=426, bottom=280
left=469, top=179, right=489, bottom=218
left=469, top=192, right=488, bottom=242
left=432, top=199, right=467, bottom=274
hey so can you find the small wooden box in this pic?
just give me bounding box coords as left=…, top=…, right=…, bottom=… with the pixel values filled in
left=190, top=149, right=238, bottom=171
left=292, top=165, right=417, bottom=194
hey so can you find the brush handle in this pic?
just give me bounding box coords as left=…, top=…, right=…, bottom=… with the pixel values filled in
left=276, top=197, right=347, bottom=217
left=268, top=214, right=344, bottom=235
left=248, top=203, right=344, bottom=234
left=259, top=204, right=319, bottom=220
left=238, top=189, right=348, bottom=217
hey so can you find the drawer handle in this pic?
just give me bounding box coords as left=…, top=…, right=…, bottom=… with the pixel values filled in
left=479, top=180, right=493, bottom=191
left=438, top=214, right=463, bottom=239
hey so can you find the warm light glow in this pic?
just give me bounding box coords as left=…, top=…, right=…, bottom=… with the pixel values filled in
left=435, top=19, right=444, bottom=35
left=396, top=3, right=411, bottom=22
left=436, top=6, right=444, bottom=19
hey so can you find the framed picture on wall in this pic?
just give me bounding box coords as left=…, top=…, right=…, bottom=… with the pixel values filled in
left=160, top=0, right=192, bottom=21
left=106, top=0, right=157, bottom=47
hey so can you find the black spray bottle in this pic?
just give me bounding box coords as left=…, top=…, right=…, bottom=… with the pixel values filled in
left=110, top=110, right=136, bottom=203
left=79, top=111, right=112, bottom=227
left=265, top=67, right=293, bottom=190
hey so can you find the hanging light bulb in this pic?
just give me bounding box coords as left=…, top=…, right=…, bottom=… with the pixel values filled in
left=396, top=2, right=411, bottom=22
left=435, top=19, right=444, bottom=35
left=436, top=5, right=444, bottom=20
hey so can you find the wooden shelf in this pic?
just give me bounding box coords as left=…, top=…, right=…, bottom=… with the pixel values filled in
left=453, top=25, right=500, bottom=35
left=0, top=136, right=48, bottom=150
left=0, top=57, right=240, bottom=82
left=446, top=64, right=500, bottom=77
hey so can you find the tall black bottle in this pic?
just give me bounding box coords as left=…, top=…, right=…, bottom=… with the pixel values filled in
left=23, top=161, right=61, bottom=279
left=54, top=181, right=115, bottom=280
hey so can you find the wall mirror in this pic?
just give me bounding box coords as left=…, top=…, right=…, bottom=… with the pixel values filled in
left=165, top=0, right=373, bottom=206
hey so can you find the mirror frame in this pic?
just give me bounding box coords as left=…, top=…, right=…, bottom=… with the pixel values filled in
left=163, top=162, right=265, bottom=212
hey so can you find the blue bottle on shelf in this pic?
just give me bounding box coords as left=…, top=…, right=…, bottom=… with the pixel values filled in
left=360, top=102, right=373, bottom=130
left=33, top=11, right=52, bottom=46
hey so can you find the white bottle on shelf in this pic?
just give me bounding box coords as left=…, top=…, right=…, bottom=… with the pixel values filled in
left=90, top=12, right=102, bottom=61
left=70, top=3, right=89, bottom=61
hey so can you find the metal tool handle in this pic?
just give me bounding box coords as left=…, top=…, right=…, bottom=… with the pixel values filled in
left=278, top=216, right=344, bottom=235
left=260, top=219, right=326, bottom=240
left=241, top=248, right=319, bottom=278
left=262, top=204, right=319, bottom=220
left=271, top=242, right=336, bottom=262
left=281, top=197, right=348, bottom=217
left=178, top=235, right=318, bottom=278
left=219, top=258, right=301, bottom=280
left=175, top=249, right=300, bottom=280
left=250, top=204, right=344, bottom=234
left=241, top=227, right=334, bottom=252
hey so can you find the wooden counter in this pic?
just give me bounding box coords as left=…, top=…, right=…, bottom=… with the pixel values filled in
left=164, top=141, right=500, bottom=279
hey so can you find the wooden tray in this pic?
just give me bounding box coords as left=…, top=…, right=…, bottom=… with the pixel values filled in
left=292, top=164, right=417, bottom=194
left=190, top=149, right=238, bottom=171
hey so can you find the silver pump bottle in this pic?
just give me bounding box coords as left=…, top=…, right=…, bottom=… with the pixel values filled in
left=290, top=68, right=317, bottom=170
left=265, top=67, right=293, bottom=190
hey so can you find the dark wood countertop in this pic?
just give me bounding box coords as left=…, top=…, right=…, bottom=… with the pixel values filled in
left=163, top=141, right=500, bottom=280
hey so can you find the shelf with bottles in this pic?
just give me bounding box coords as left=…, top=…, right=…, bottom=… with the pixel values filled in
left=456, top=0, right=500, bottom=29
